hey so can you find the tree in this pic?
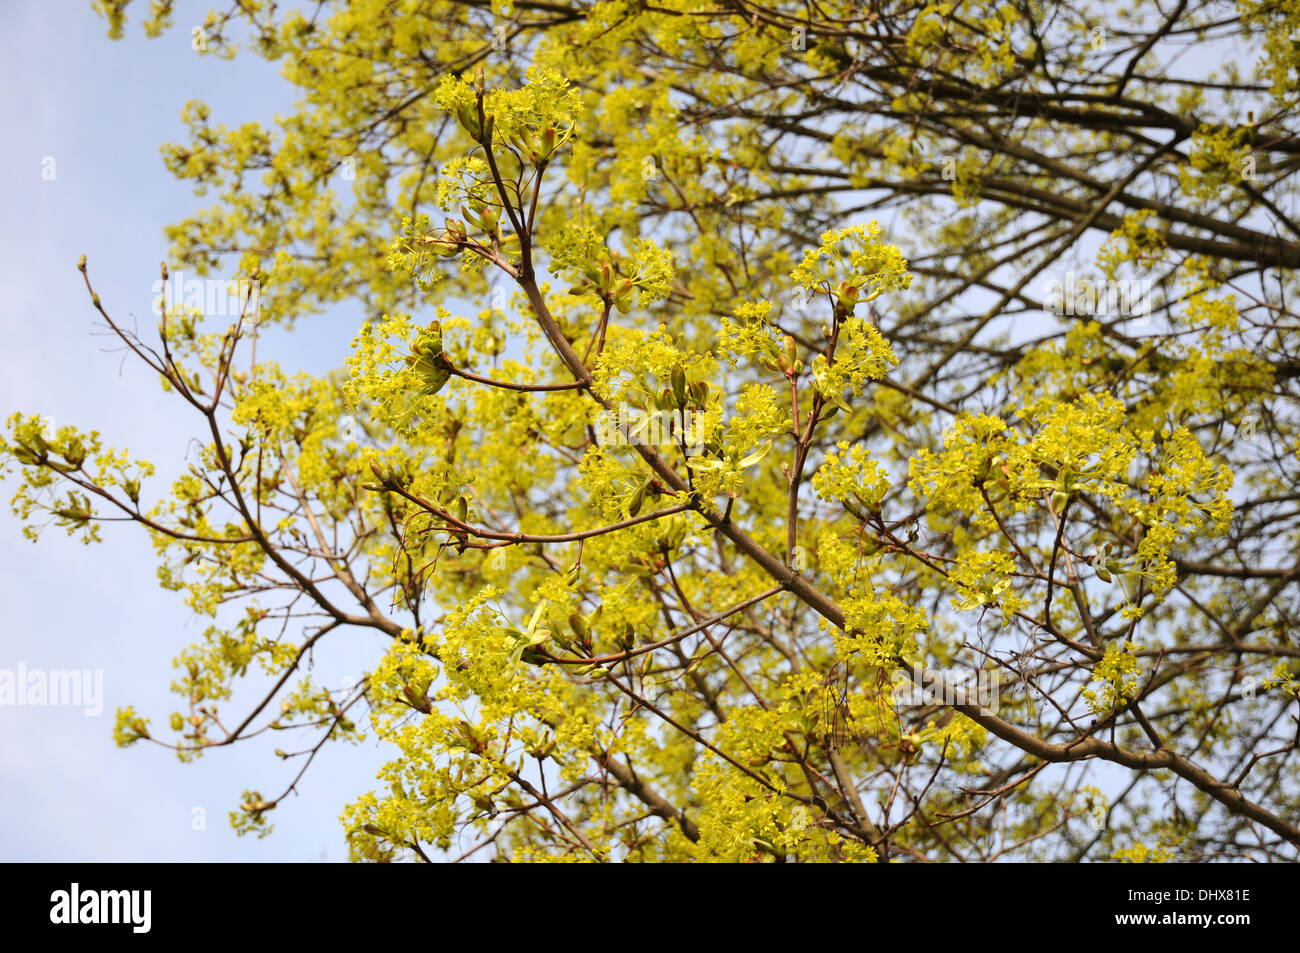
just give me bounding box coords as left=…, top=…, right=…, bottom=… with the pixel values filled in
left=6, top=0, right=1299, bottom=861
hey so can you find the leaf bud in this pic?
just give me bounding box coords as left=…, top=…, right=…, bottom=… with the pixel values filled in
left=671, top=365, right=687, bottom=406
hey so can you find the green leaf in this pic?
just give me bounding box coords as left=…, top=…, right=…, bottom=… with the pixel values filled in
left=738, top=442, right=773, bottom=469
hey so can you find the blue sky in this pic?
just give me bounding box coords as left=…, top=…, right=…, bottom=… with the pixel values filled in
left=0, top=2, right=394, bottom=861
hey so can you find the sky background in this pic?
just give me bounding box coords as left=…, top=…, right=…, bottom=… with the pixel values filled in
left=0, top=1, right=395, bottom=861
